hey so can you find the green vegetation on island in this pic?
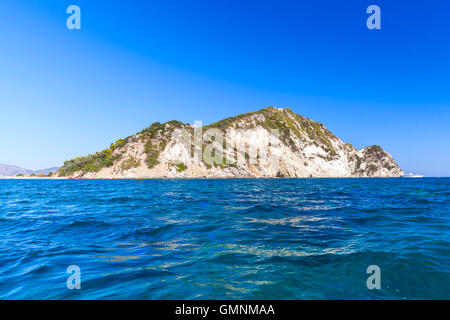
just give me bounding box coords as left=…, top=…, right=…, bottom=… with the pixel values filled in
left=58, top=138, right=128, bottom=176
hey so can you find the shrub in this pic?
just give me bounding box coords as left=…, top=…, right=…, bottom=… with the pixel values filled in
left=368, top=164, right=379, bottom=174
left=175, top=162, right=187, bottom=172
left=58, top=150, right=121, bottom=176
left=121, top=157, right=141, bottom=171
left=144, top=142, right=160, bottom=169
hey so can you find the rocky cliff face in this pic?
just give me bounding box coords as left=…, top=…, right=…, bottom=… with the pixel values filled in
left=56, top=107, right=403, bottom=178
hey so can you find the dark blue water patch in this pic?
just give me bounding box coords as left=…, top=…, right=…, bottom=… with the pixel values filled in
left=67, top=220, right=113, bottom=228
left=133, top=224, right=178, bottom=236
left=0, top=178, right=449, bottom=299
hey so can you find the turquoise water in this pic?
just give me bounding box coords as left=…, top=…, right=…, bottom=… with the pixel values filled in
left=0, top=178, right=449, bottom=299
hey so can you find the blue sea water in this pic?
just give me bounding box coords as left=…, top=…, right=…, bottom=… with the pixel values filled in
left=0, top=178, right=449, bottom=300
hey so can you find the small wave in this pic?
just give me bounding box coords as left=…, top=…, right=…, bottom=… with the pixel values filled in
left=237, top=204, right=281, bottom=214
left=107, top=196, right=137, bottom=203
left=66, top=220, right=113, bottom=228
left=208, top=252, right=257, bottom=265
left=246, top=216, right=329, bottom=227
left=19, top=263, right=50, bottom=276
left=82, top=267, right=175, bottom=288
left=264, top=250, right=396, bottom=267
left=134, top=224, right=176, bottom=236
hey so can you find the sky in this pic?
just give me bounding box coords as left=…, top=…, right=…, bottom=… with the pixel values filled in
left=0, top=0, right=449, bottom=176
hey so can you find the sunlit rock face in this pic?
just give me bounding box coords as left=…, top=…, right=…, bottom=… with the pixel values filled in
left=57, top=107, right=403, bottom=179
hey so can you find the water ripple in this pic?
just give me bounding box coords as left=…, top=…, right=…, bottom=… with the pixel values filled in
left=0, top=178, right=449, bottom=299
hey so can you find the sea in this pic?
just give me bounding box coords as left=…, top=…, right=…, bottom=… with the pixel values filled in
left=0, top=178, right=449, bottom=299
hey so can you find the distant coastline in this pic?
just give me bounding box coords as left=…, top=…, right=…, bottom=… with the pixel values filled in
left=1, top=107, right=407, bottom=180
left=0, top=176, right=412, bottom=180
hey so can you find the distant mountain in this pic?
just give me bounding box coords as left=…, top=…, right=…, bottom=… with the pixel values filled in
left=0, top=164, right=59, bottom=177
left=0, top=164, right=32, bottom=176
left=56, top=107, right=403, bottom=178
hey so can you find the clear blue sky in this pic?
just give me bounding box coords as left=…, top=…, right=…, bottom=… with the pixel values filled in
left=0, top=0, right=449, bottom=176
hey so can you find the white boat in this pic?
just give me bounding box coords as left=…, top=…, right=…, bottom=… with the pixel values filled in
left=402, top=173, right=424, bottom=178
